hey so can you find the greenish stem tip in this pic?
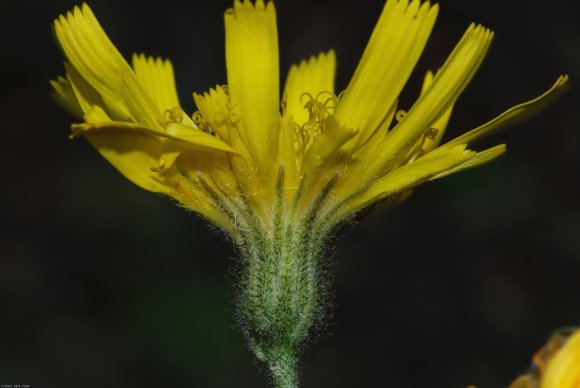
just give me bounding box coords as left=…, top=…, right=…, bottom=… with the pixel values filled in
left=255, top=344, right=298, bottom=388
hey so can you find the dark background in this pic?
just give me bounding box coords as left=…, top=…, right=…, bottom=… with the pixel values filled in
left=1, top=0, right=579, bottom=387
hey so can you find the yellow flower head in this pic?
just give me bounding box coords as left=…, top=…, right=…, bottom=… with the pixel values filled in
left=543, top=329, right=580, bottom=388
left=51, top=3, right=572, bottom=383
left=51, top=0, right=568, bottom=239
left=509, top=328, right=580, bottom=388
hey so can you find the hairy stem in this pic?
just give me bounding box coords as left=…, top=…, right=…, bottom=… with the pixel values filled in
left=234, top=218, right=330, bottom=387
left=265, top=345, right=298, bottom=388
left=233, top=169, right=335, bottom=387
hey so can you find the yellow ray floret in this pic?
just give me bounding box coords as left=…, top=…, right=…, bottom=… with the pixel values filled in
left=54, top=4, right=161, bottom=129
left=378, top=24, right=494, bottom=168
left=50, top=76, right=83, bottom=118
left=336, top=0, right=438, bottom=146
left=74, top=105, right=169, bottom=192
left=326, top=144, right=475, bottom=224
left=283, top=50, right=336, bottom=126
left=333, top=23, right=495, bottom=200
left=542, top=330, right=580, bottom=388
left=444, top=75, right=570, bottom=148
left=419, top=69, right=454, bottom=152
left=224, top=0, right=279, bottom=173
left=132, top=54, right=181, bottom=115
left=193, top=86, right=233, bottom=143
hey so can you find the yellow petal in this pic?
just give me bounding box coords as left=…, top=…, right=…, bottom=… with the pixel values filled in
left=542, top=330, right=580, bottom=388
left=335, top=0, right=438, bottom=146
left=398, top=69, right=455, bottom=164
left=81, top=103, right=111, bottom=123
left=278, top=49, right=337, bottom=190
left=277, top=116, right=300, bottom=194
left=132, top=54, right=181, bottom=114
left=173, top=144, right=242, bottom=213
left=430, top=144, right=506, bottom=180
left=67, top=59, right=235, bottom=157
left=335, top=145, right=474, bottom=220
left=49, top=75, right=84, bottom=118
left=300, top=117, right=358, bottom=175
left=54, top=4, right=161, bottom=129
left=444, top=75, right=570, bottom=148
left=73, top=109, right=238, bottom=155
left=224, top=0, right=280, bottom=169
left=419, top=69, right=435, bottom=94
left=381, top=24, right=493, bottom=166
left=343, top=24, right=493, bottom=193
left=64, top=61, right=113, bottom=117
left=169, top=171, right=236, bottom=235
left=165, top=123, right=239, bottom=154
left=283, top=50, right=336, bottom=126
left=193, top=85, right=261, bottom=210
left=193, top=85, right=233, bottom=143
left=297, top=119, right=358, bottom=214
left=420, top=70, right=454, bottom=152
left=72, top=106, right=169, bottom=193
left=72, top=105, right=236, bottom=192
left=86, top=132, right=168, bottom=193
